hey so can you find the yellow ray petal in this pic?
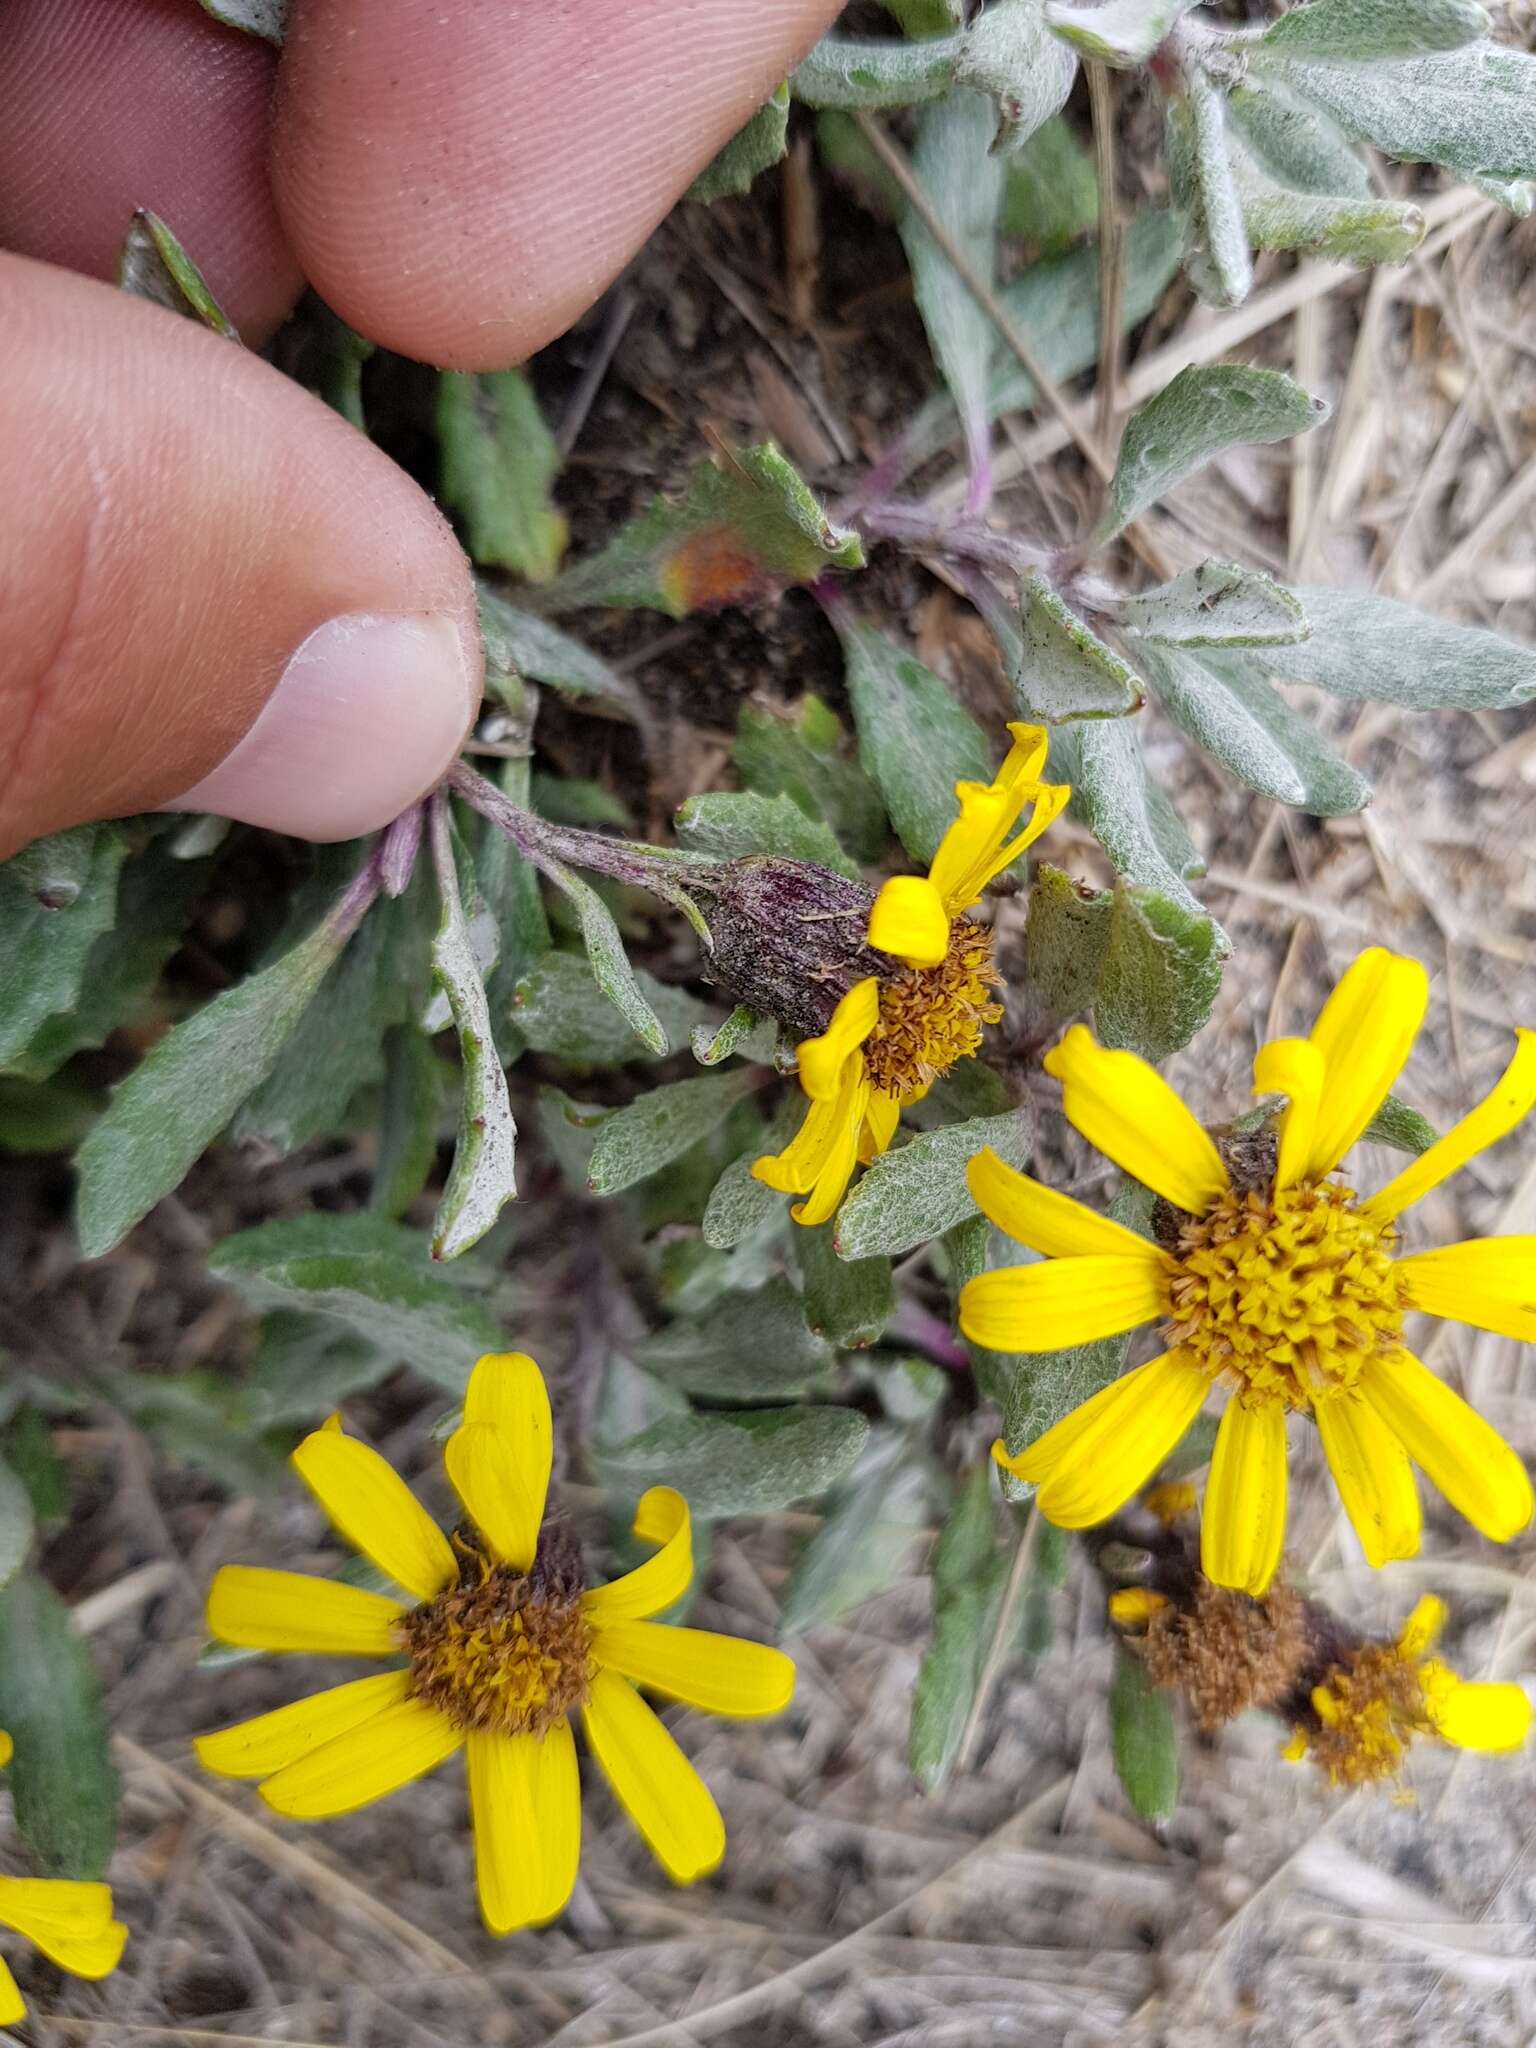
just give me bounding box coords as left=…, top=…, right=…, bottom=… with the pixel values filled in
left=1201, top=1398, right=1289, bottom=1596
left=467, top=1722, right=580, bottom=1935
left=861, top=1086, right=902, bottom=1161
left=1313, top=1393, right=1420, bottom=1570
left=960, top=1254, right=1167, bottom=1353
left=1359, top=1350, right=1534, bottom=1543
left=1304, top=947, right=1429, bottom=1179
left=0, top=1956, right=22, bottom=2028
left=1000, top=1351, right=1210, bottom=1531
left=1397, top=1238, right=1536, bottom=1345
left=1429, top=1679, right=1533, bottom=1753
left=1363, top=1031, right=1536, bottom=1223
left=195, top=1670, right=412, bottom=1781
left=967, top=1146, right=1169, bottom=1262
left=584, top=1488, right=693, bottom=1625
left=463, top=1351, right=552, bottom=1538
left=1043, top=1026, right=1228, bottom=1215
left=795, top=979, right=879, bottom=1102
left=259, top=1697, right=463, bottom=1820
left=1396, top=1595, right=1446, bottom=1659
left=291, top=1430, right=456, bottom=1602
left=445, top=1425, right=542, bottom=1573
left=867, top=875, right=949, bottom=969
left=1253, top=1037, right=1324, bottom=1193
left=206, top=1566, right=406, bottom=1657
left=0, top=1729, right=11, bottom=1768
left=581, top=1670, right=725, bottom=1885
left=0, top=1880, right=127, bottom=1979
left=591, top=1623, right=795, bottom=1718
left=791, top=1067, right=869, bottom=1227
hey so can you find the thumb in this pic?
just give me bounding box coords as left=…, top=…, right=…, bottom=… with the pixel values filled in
left=0, top=254, right=480, bottom=861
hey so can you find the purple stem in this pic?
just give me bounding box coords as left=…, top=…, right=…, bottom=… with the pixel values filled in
left=377, top=803, right=425, bottom=898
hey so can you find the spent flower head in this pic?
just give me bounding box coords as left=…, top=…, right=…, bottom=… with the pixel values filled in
left=197, top=1353, right=794, bottom=1935
left=965, top=948, right=1536, bottom=1594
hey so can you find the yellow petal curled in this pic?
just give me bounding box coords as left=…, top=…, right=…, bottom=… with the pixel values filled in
left=581, top=1670, right=725, bottom=1885
left=468, top=1722, right=580, bottom=1935
left=259, top=1696, right=463, bottom=1820
left=291, top=1429, right=456, bottom=1602
left=867, top=874, right=950, bottom=969
left=795, top=979, right=879, bottom=1102
left=1312, top=1392, right=1420, bottom=1569
left=754, top=1055, right=871, bottom=1226
left=960, top=1253, right=1167, bottom=1353
left=0, top=1879, right=127, bottom=1980
left=1397, top=1237, right=1536, bottom=1345
left=1363, top=1029, right=1536, bottom=1224
left=591, top=1622, right=795, bottom=1718
left=1429, top=1679, right=1533, bottom=1753
left=1202, top=1397, right=1288, bottom=1596
left=195, top=1670, right=412, bottom=1781
left=1359, top=1350, right=1534, bottom=1542
left=967, top=1146, right=1167, bottom=1261
left=584, top=1487, right=693, bottom=1625
left=1304, top=947, right=1429, bottom=1178
left=1253, top=1036, right=1324, bottom=1193
left=460, top=1351, right=552, bottom=1551
left=996, top=1349, right=1210, bottom=1530
left=1044, top=1025, right=1228, bottom=1215
left=0, top=1957, right=22, bottom=2027
left=206, top=1566, right=405, bottom=1657
left=927, top=723, right=1069, bottom=915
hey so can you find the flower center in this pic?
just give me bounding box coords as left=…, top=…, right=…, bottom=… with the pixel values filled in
left=862, top=918, right=1003, bottom=1098
left=1305, top=1644, right=1437, bottom=1786
left=1163, top=1181, right=1406, bottom=1409
left=1140, top=1580, right=1309, bottom=1731
left=398, top=1529, right=592, bottom=1736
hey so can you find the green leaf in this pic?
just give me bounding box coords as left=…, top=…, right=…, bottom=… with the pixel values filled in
left=1052, top=715, right=1209, bottom=912
left=902, top=210, right=1182, bottom=473
left=1140, top=645, right=1370, bottom=815
left=692, top=1006, right=778, bottom=1068
left=210, top=1214, right=506, bottom=1392
left=702, top=1109, right=797, bottom=1249
left=1236, top=163, right=1425, bottom=264
left=587, top=1068, right=760, bottom=1197
left=437, top=370, right=568, bottom=582
left=600, top=1405, right=870, bottom=1517
left=370, top=1025, right=445, bottom=1219
left=1213, top=585, right=1536, bottom=710
left=792, top=32, right=963, bottom=111
left=836, top=614, right=991, bottom=864
left=1362, top=1093, right=1438, bottom=1154
left=1110, top=1651, right=1179, bottom=1821
left=108, top=1369, right=288, bottom=1498
left=118, top=210, right=237, bottom=335
left=1016, top=572, right=1145, bottom=719
left=0, top=1569, right=119, bottom=1877
left=637, top=1276, right=834, bottom=1399
left=1226, top=79, right=1372, bottom=195
left=196, top=0, right=286, bottom=40
left=688, top=83, right=790, bottom=203
left=1101, top=363, right=1329, bottom=540
left=1115, top=562, right=1310, bottom=650
left=909, top=1468, right=1006, bottom=1793
left=999, top=113, right=1099, bottom=247
left=0, top=824, right=128, bottom=1073
left=1025, top=865, right=1223, bottom=1061
left=0, top=1455, right=35, bottom=1591
left=1164, top=70, right=1253, bottom=310
left=1047, top=0, right=1204, bottom=66
left=879, top=0, right=965, bottom=31
left=1255, top=40, right=1536, bottom=194
left=834, top=1109, right=1032, bottom=1260
left=735, top=693, right=888, bottom=864
left=428, top=803, right=517, bottom=1259
left=477, top=586, right=644, bottom=724
left=900, top=91, right=1006, bottom=487
left=795, top=1226, right=895, bottom=1349
left=674, top=789, right=858, bottom=879
left=239, top=1313, right=389, bottom=1432
left=539, top=862, right=667, bottom=1055
left=75, top=898, right=353, bottom=1258
left=0, top=1075, right=98, bottom=1156
left=4, top=1411, right=70, bottom=1528
left=782, top=1433, right=930, bottom=1631
left=541, top=441, right=863, bottom=618
left=1259, top=0, right=1490, bottom=61
left=513, top=951, right=711, bottom=1064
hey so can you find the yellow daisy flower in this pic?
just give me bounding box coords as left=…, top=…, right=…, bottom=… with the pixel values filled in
left=753, top=724, right=1069, bottom=1224
left=1283, top=1594, right=1532, bottom=1786
left=962, top=947, right=1536, bottom=1595
left=0, top=1731, right=128, bottom=2027
left=196, top=1353, right=795, bottom=1936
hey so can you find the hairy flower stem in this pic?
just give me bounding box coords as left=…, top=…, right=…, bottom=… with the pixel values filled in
left=447, top=759, right=694, bottom=895
left=855, top=503, right=1053, bottom=577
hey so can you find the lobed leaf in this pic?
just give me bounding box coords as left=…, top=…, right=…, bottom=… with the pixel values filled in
left=1114, top=561, right=1310, bottom=651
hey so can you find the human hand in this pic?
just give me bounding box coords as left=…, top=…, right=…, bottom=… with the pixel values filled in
left=0, top=0, right=838, bottom=861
